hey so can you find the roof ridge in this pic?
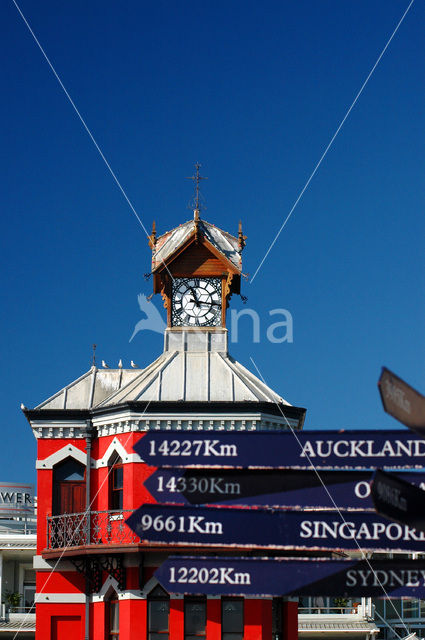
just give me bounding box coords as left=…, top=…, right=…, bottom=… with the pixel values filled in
left=95, top=352, right=172, bottom=407
left=226, top=355, right=288, bottom=405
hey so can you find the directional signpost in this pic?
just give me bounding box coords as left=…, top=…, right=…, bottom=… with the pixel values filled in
left=371, top=469, right=425, bottom=533
left=125, top=503, right=425, bottom=552
left=129, top=416, right=425, bottom=605
left=373, top=368, right=425, bottom=533
left=379, top=366, right=425, bottom=434
left=154, top=555, right=425, bottom=598
left=144, top=467, right=425, bottom=510
left=135, top=429, right=425, bottom=469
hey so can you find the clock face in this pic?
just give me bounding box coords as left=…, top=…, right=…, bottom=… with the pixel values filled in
left=171, top=277, right=222, bottom=327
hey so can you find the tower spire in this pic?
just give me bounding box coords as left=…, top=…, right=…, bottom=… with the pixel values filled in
left=186, top=162, right=207, bottom=218
left=149, top=220, right=157, bottom=250
left=238, top=220, right=247, bottom=251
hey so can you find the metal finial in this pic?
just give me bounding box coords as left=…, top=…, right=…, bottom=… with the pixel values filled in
left=149, top=220, right=157, bottom=250
left=92, top=344, right=97, bottom=367
left=186, top=162, right=207, bottom=216
left=238, top=220, right=247, bottom=251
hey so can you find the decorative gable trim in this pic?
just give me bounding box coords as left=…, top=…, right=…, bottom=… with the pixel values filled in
left=92, top=437, right=142, bottom=468
left=91, top=575, right=144, bottom=602
left=92, top=575, right=119, bottom=602
left=141, top=576, right=159, bottom=597
left=36, top=444, right=87, bottom=470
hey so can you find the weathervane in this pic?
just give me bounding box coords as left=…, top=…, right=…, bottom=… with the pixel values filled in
left=186, top=162, right=207, bottom=218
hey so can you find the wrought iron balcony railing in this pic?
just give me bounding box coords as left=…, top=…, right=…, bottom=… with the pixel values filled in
left=46, top=510, right=141, bottom=550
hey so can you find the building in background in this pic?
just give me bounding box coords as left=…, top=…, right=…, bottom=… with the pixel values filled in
left=0, top=482, right=36, bottom=638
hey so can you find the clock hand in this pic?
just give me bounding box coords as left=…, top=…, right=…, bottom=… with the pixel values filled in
left=196, top=301, right=220, bottom=308
left=189, top=287, right=200, bottom=307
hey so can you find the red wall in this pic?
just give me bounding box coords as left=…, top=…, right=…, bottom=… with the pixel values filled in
left=36, top=604, right=84, bottom=640
left=36, top=431, right=299, bottom=640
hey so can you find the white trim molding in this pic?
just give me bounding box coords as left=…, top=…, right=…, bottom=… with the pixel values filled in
left=91, top=575, right=145, bottom=602
left=31, top=411, right=296, bottom=440
left=35, top=592, right=86, bottom=604
left=31, top=420, right=87, bottom=440
left=36, top=440, right=142, bottom=470
left=33, top=555, right=75, bottom=572
left=36, top=444, right=87, bottom=470
left=92, top=437, right=142, bottom=468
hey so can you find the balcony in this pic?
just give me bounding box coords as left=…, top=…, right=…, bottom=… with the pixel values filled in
left=46, top=510, right=141, bottom=551
left=0, top=605, right=36, bottom=635
left=298, top=599, right=379, bottom=638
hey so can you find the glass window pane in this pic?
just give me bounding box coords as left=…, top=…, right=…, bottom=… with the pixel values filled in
left=113, top=467, right=123, bottom=489
left=385, top=599, right=401, bottom=619
left=110, top=601, right=119, bottom=632
left=222, top=634, right=243, bottom=640
left=272, top=597, right=282, bottom=635
left=112, top=489, right=123, bottom=510
left=185, top=600, right=206, bottom=635
left=222, top=600, right=243, bottom=633
left=374, top=599, right=385, bottom=619
left=404, top=599, right=419, bottom=618
left=149, top=634, right=169, bottom=640
left=149, top=600, right=169, bottom=632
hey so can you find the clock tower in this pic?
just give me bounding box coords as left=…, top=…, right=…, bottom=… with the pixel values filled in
left=149, top=168, right=247, bottom=356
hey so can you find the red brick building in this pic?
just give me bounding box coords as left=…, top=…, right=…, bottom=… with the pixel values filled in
left=24, top=209, right=306, bottom=640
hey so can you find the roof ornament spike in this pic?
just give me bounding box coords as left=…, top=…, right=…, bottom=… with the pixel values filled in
left=92, top=343, right=97, bottom=368
left=238, top=220, right=247, bottom=251
left=149, top=220, right=157, bottom=250
left=186, top=162, right=207, bottom=224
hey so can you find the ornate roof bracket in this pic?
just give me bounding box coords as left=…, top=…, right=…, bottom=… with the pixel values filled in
left=70, top=555, right=126, bottom=593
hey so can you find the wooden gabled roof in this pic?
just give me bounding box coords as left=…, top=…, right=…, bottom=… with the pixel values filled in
left=151, top=218, right=243, bottom=274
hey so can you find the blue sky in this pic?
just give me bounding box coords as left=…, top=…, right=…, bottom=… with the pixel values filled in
left=1, top=1, right=424, bottom=484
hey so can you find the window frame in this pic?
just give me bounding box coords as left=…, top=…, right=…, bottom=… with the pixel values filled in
left=184, top=596, right=207, bottom=640
left=105, top=591, right=119, bottom=640
left=147, top=585, right=170, bottom=640
left=109, top=455, right=124, bottom=511
left=221, top=597, right=244, bottom=640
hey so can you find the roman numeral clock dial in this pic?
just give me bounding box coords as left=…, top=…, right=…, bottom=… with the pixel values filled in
left=171, top=278, right=222, bottom=327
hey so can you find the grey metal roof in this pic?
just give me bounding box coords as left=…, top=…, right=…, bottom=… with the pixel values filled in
left=96, top=351, right=286, bottom=406
left=35, top=367, right=141, bottom=410
left=32, top=330, right=288, bottom=410
left=152, top=219, right=242, bottom=271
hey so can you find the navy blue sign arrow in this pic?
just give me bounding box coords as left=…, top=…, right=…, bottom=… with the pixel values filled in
left=125, top=504, right=425, bottom=552
left=372, top=468, right=425, bottom=532
left=144, top=468, right=425, bottom=509
left=155, top=556, right=425, bottom=598
left=134, top=430, right=425, bottom=469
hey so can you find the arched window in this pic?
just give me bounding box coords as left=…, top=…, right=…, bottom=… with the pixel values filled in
left=109, top=453, right=123, bottom=511
left=105, top=590, right=119, bottom=640
left=148, top=584, right=169, bottom=640
left=52, top=457, right=86, bottom=516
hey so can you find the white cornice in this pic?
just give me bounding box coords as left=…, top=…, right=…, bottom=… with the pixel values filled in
left=31, top=412, right=298, bottom=440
